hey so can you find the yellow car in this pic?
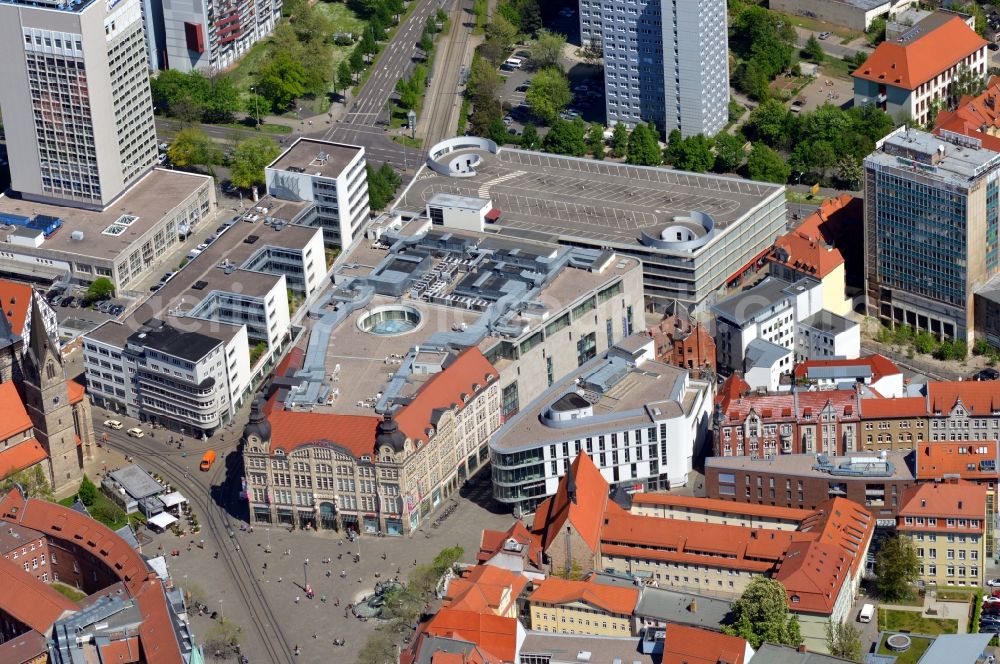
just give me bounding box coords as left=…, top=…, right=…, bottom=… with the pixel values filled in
left=103, top=419, right=123, bottom=429
left=127, top=427, right=145, bottom=438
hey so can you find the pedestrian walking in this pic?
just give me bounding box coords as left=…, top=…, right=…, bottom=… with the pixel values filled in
left=295, top=596, right=300, bottom=603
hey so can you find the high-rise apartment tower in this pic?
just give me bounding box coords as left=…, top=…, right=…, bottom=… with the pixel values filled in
left=579, top=0, right=729, bottom=137
left=0, top=0, right=158, bottom=209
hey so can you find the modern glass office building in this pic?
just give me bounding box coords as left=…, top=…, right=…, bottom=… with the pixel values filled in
left=864, top=127, right=1000, bottom=344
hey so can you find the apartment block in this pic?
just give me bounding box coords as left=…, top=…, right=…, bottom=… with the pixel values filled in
left=489, top=335, right=713, bottom=516
left=0, top=0, right=158, bottom=209
left=527, top=577, right=639, bottom=636
left=898, top=481, right=988, bottom=587
left=705, top=450, right=916, bottom=524
left=853, top=13, right=986, bottom=126
left=864, top=128, right=1000, bottom=346
left=266, top=138, right=370, bottom=251
left=579, top=0, right=729, bottom=137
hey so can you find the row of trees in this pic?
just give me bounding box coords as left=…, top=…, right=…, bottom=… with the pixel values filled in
left=875, top=323, right=970, bottom=361
left=150, top=71, right=243, bottom=124
left=729, top=5, right=797, bottom=101
left=367, top=162, right=402, bottom=210
left=167, top=128, right=281, bottom=189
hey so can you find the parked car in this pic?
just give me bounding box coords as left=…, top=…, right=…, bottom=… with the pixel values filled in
left=990, top=42, right=999, bottom=52
left=215, top=224, right=229, bottom=234
left=103, top=419, right=123, bottom=429
left=818, top=31, right=831, bottom=39
left=989, top=578, right=1000, bottom=587
left=149, top=283, right=162, bottom=293
left=515, top=83, right=530, bottom=93
left=975, top=368, right=1000, bottom=381
left=60, top=296, right=75, bottom=308
left=127, top=427, right=145, bottom=438
left=49, top=295, right=64, bottom=307
left=109, top=304, right=125, bottom=316
left=196, top=242, right=209, bottom=251
left=161, top=271, right=175, bottom=283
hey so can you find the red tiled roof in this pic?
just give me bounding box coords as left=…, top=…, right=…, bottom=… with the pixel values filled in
left=933, top=76, right=1000, bottom=151
left=98, top=637, right=141, bottom=663
left=68, top=380, right=85, bottom=405
left=0, top=380, right=33, bottom=442
left=858, top=396, right=927, bottom=418
left=266, top=398, right=380, bottom=459
left=915, top=441, right=999, bottom=480
left=528, top=576, right=638, bottom=615
left=424, top=609, right=518, bottom=663
left=0, top=438, right=48, bottom=478
left=898, top=481, right=987, bottom=528
left=853, top=17, right=986, bottom=90
left=662, top=624, right=748, bottom=664
left=395, top=349, right=499, bottom=443
left=717, top=374, right=751, bottom=411
left=446, top=566, right=528, bottom=615
left=718, top=390, right=859, bottom=423
left=794, top=355, right=901, bottom=382
left=630, top=493, right=807, bottom=522
left=928, top=381, right=1000, bottom=415
left=0, top=280, right=34, bottom=336
left=531, top=452, right=621, bottom=553
left=769, top=231, right=844, bottom=279
left=477, top=521, right=543, bottom=568
left=0, top=553, right=76, bottom=631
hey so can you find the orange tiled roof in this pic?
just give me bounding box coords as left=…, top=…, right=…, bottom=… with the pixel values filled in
left=0, top=280, right=34, bottom=336
left=424, top=608, right=518, bottom=663
left=770, top=231, right=844, bottom=279
left=630, top=493, right=807, bottom=521
left=794, top=355, right=901, bottom=382
left=531, top=452, right=623, bottom=553
left=265, top=399, right=380, bottom=460
left=662, top=624, right=748, bottom=664
left=898, top=481, right=987, bottom=528
left=853, top=17, right=986, bottom=90
left=478, top=521, right=543, bottom=568
left=528, top=576, right=639, bottom=615
left=0, top=438, right=47, bottom=477
left=394, top=349, right=499, bottom=443
left=68, top=380, right=85, bottom=405
left=0, top=381, right=33, bottom=442
left=915, top=441, right=999, bottom=480
left=717, top=390, right=860, bottom=423
left=928, top=381, right=1000, bottom=415
left=98, top=637, right=141, bottom=663
left=0, top=553, right=76, bottom=632
left=857, top=396, right=928, bottom=418
left=446, top=566, right=528, bottom=615
left=717, top=374, right=750, bottom=410
left=794, top=194, right=858, bottom=242
left=933, top=76, right=1000, bottom=151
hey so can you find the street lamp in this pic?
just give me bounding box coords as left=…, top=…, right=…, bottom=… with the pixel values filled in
left=219, top=599, right=224, bottom=622
left=303, top=558, right=309, bottom=589
left=249, top=86, right=261, bottom=129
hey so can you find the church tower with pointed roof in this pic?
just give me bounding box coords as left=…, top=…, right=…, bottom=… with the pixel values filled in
left=21, top=298, right=82, bottom=492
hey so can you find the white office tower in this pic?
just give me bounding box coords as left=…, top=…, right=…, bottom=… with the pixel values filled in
left=581, top=0, right=729, bottom=137
left=0, top=0, right=158, bottom=209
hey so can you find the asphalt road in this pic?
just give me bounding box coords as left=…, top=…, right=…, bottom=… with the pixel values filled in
left=794, top=26, right=871, bottom=61
left=310, top=123, right=423, bottom=173
left=338, top=0, right=450, bottom=127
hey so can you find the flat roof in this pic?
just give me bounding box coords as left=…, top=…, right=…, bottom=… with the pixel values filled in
left=519, top=632, right=656, bottom=664
left=397, top=147, right=782, bottom=250
left=127, top=320, right=222, bottom=363
left=0, top=169, right=209, bottom=264
left=107, top=464, right=162, bottom=500
left=427, top=192, right=490, bottom=210
left=268, top=138, right=362, bottom=179
left=713, top=277, right=797, bottom=324
left=491, top=352, right=696, bottom=451
left=801, top=311, right=856, bottom=334
left=706, top=451, right=915, bottom=480
left=867, top=129, right=1000, bottom=186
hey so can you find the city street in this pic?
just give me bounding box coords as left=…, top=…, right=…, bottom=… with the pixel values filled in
left=793, top=26, right=871, bottom=61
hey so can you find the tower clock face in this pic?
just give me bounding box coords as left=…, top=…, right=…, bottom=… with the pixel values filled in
left=248, top=435, right=261, bottom=446
left=52, top=396, right=60, bottom=405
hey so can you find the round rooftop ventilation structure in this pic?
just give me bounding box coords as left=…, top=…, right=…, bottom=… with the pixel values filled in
left=885, top=634, right=911, bottom=653
left=358, top=305, right=423, bottom=336
left=638, top=211, right=716, bottom=252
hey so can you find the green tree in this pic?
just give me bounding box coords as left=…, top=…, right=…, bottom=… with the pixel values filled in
left=747, top=143, right=790, bottom=183
left=714, top=132, right=746, bottom=173
left=826, top=620, right=863, bottom=662
left=520, top=123, right=540, bottom=150
left=367, top=162, right=402, bottom=210
left=867, top=17, right=886, bottom=45
left=736, top=58, right=771, bottom=101
left=77, top=475, right=98, bottom=506
left=0, top=466, right=52, bottom=501
left=203, top=76, right=241, bottom=124
left=954, top=3, right=986, bottom=35
left=204, top=618, right=242, bottom=656
left=349, top=47, right=365, bottom=76
left=745, top=99, right=791, bottom=147
left=673, top=134, right=715, bottom=172
left=467, top=54, right=504, bottom=104
left=875, top=535, right=920, bottom=601
left=84, top=277, right=115, bottom=303
left=486, top=13, right=519, bottom=50
left=486, top=117, right=510, bottom=144
left=418, top=30, right=434, bottom=55
left=626, top=123, right=662, bottom=166
left=425, top=14, right=440, bottom=35
left=337, top=60, right=354, bottom=98
left=167, top=127, right=222, bottom=169
left=803, top=34, right=824, bottom=62
left=610, top=122, right=629, bottom=158
left=947, top=65, right=987, bottom=107
left=542, top=118, right=588, bottom=156
left=359, top=29, right=377, bottom=56
left=587, top=123, right=605, bottom=159
left=395, top=77, right=420, bottom=111
left=229, top=137, right=281, bottom=190
left=531, top=29, right=566, bottom=70
left=255, top=50, right=307, bottom=112
left=835, top=157, right=863, bottom=189
left=469, top=100, right=502, bottom=137
left=724, top=577, right=802, bottom=649
left=525, top=67, right=571, bottom=125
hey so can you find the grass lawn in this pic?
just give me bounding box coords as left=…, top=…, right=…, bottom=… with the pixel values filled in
left=215, top=121, right=292, bottom=135
left=877, top=634, right=934, bottom=664
left=819, top=57, right=855, bottom=82
left=937, top=587, right=979, bottom=601
left=772, top=11, right=863, bottom=42
left=392, top=135, right=423, bottom=148
left=59, top=491, right=130, bottom=531
left=51, top=581, right=87, bottom=602
left=887, top=594, right=926, bottom=608
left=878, top=608, right=958, bottom=635
left=786, top=190, right=829, bottom=204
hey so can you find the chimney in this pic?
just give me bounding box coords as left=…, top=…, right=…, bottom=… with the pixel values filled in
left=689, top=600, right=697, bottom=613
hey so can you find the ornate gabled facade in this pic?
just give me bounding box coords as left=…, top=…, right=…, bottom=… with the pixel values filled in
left=243, top=348, right=501, bottom=535
left=646, top=300, right=716, bottom=374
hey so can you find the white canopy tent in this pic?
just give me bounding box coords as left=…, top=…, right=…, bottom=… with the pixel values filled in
left=160, top=491, right=187, bottom=509
left=147, top=512, right=178, bottom=530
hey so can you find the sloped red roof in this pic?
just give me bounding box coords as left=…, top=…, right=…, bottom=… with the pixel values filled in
left=68, top=380, right=85, bottom=405
left=716, top=374, right=751, bottom=411
left=531, top=452, right=621, bottom=553
left=718, top=390, right=859, bottom=423
left=770, top=230, right=844, bottom=279
left=0, top=380, right=33, bottom=443
left=915, top=441, right=998, bottom=480
left=266, top=398, right=380, bottom=459
left=528, top=576, right=638, bottom=615
left=928, top=381, right=1000, bottom=415
left=662, top=624, right=748, bottom=664
left=858, top=396, right=927, bottom=418
left=424, top=609, right=518, bottom=663
left=0, top=553, right=76, bottom=631
left=394, top=349, right=499, bottom=443
left=630, top=493, right=807, bottom=521
left=446, top=565, right=528, bottom=615
left=98, top=637, right=141, bottom=663
left=0, top=280, right=34, bottom=336
left=0, top=438, right=48, bottom=478
left=934, top=76, right=1000, bottom=151
left=853, top=16, right=986, bottom=90
left=477, top=521, right=543, bottom=567
left=898, top=481, right=987, bottom=528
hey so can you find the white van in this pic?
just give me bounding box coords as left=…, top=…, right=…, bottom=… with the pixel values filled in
left=858, top=603, right=875, bottom=623
left=503, top=56, right=524, bottom=70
